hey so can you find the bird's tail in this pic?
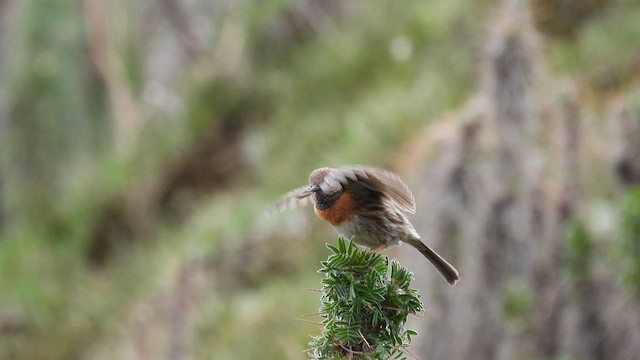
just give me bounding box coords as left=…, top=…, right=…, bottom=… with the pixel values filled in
left=406, top=238, right=460, bottom=285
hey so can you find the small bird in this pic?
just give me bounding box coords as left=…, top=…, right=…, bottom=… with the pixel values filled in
left=271, top=165, right=460, bottom=285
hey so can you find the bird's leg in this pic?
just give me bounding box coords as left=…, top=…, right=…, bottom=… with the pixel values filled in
left=371, top=244, right=386, bottom=253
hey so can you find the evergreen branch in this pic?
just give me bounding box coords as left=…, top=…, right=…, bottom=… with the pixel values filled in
left=307, top=238, right=424, bottom=360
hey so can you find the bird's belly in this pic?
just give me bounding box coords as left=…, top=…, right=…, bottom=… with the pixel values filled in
left=333, top=216, right=400, bottom=248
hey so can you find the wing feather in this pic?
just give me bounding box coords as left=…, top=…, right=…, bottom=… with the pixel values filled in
left=332, top=166, right=416, bottom=214
left=266, top=185, right=313, bottom=216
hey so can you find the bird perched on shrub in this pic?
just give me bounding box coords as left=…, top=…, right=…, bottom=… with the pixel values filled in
left=271, top=165, right=460, bottom=285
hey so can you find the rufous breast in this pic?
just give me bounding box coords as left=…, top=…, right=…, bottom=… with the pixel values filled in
left=314, top=191, right=356, bottom=226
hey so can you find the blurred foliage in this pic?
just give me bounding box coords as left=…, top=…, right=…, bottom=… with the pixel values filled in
left=564, top=219, right=594, bottom=285
left=502, top=281, right=534, bottom=332
left=620, top=187, right=640, bottom=291
left=532, top=0, right=612, bottom=38
left=0, top=0, right=639, bottom=359
left=549, top=1, right=640, bottom=94
left=6, top=0, right=105, bottom=223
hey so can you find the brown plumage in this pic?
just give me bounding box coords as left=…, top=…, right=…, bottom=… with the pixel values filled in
left=270, top=165, right=460, bottom=285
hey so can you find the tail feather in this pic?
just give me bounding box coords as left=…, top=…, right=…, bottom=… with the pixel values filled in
left=406, top=238, right=459, bottom=285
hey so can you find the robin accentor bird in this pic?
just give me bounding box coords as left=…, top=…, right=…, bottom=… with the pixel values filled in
left=271, top=165, right=460, bottom=285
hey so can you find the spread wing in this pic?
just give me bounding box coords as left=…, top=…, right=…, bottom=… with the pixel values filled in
left=329, top=166, right=416, bottom=214
left=266, top=185, right=313, bottom=216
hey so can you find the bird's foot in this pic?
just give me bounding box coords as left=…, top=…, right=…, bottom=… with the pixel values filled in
left=371, top=244, right=386, bottom=253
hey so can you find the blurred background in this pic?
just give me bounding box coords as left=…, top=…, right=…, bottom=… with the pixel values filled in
left=1, top=0, right=640, bottom=359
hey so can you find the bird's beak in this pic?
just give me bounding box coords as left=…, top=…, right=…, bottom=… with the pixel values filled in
left=296, top=184, right=321, bottom=199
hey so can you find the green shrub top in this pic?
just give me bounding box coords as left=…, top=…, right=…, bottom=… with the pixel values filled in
left=308, top=238, right=424, bottom=360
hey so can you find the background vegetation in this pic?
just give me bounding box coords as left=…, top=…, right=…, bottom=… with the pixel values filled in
left=1, top=0, right=639, bottom=359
